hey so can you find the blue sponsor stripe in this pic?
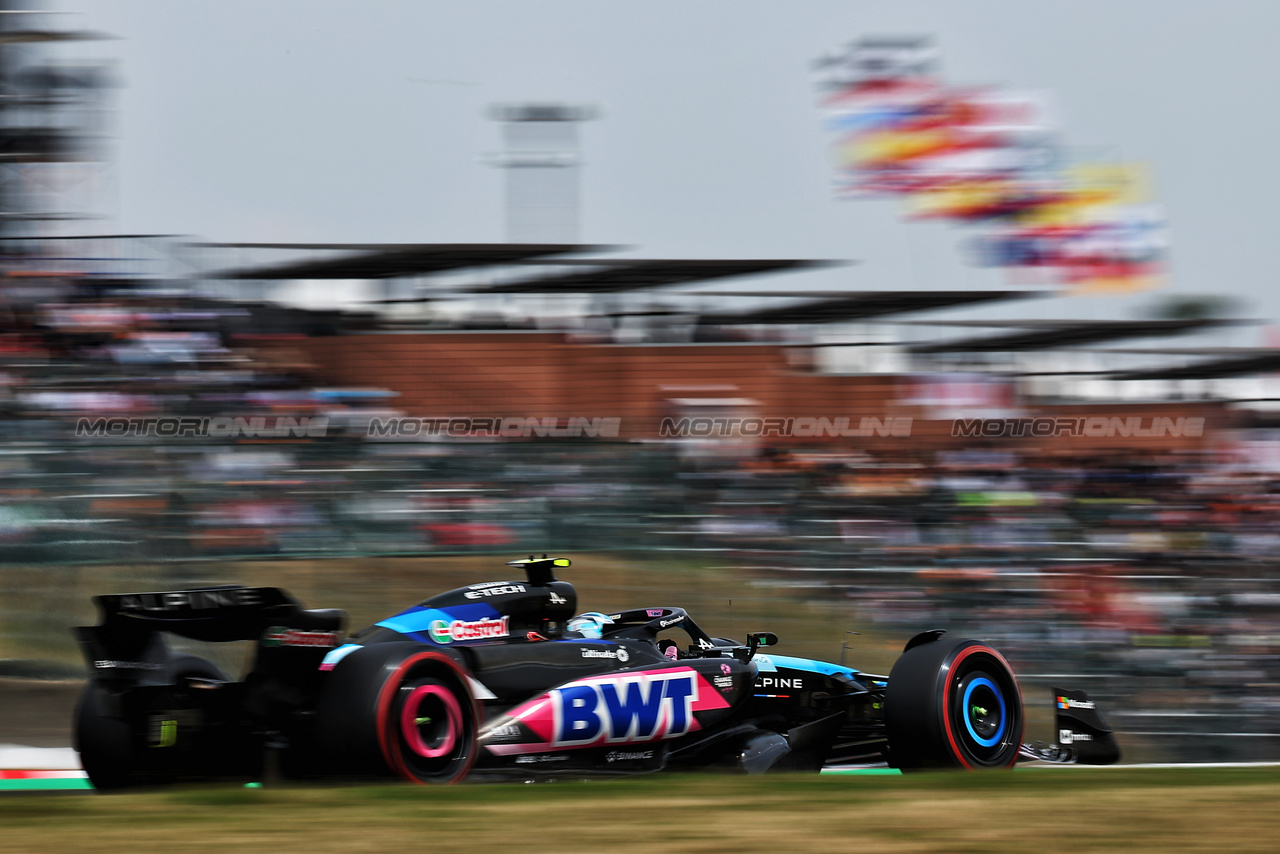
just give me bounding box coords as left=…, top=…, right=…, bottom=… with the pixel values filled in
left=753, top=654, right=858, bottom=679
left=320, top=643, right=362, bottom=668
left=376, top=603, right=497, bottom=636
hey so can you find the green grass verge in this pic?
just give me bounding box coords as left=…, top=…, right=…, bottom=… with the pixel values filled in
left=1, top=553, right=907, bottom=678
left=1, top=768, right=1277, bottom=852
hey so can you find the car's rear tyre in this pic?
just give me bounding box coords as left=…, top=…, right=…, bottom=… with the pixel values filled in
left=886, top=637, right=1022, bottom=771
left=74, top=682, right=135, bottom=791
left=75, top=654, right=228, bottom=791
left=378, top=665, right=477, bottom=784
left=317, top=644, right=478, bottom=784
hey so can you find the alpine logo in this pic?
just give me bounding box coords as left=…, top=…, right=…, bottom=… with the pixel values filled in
left=757, top=676, right=802, bottom=690
left=552, top=671, right=700, bottom=747
left=428, top=615, right=509, bottom=644
left=116, top=588, right=263, bottom=612
left=549, top=592, right=568, bottom=605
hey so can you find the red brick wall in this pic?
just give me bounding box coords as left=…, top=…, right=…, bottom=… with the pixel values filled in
left=286, top=333, right=902, bottom=440
left=271, top=332, right=1226, bottom=451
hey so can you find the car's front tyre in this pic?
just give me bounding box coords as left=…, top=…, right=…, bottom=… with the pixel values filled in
left=885, top=636, right=1023, bottom=771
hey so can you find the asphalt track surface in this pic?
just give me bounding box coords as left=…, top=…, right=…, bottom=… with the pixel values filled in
left=5, top=679, right=1277, bottom=793
left=6, top=753, right=1280, bottom=793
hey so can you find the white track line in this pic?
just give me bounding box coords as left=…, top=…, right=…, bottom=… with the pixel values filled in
left=824, top=761, right=1280, bottom=772
left=0, top=745, right=81, bottom=771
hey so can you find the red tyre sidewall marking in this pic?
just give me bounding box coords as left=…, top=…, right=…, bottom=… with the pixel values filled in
left=400, top=684, right=462, bottom=759
left=940, top=645, right=1024, bottom=770
left=375, top=651, right=478, bottom=784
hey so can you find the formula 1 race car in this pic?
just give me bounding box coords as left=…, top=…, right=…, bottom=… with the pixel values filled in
left=72, top=557, right=1119, bottom=789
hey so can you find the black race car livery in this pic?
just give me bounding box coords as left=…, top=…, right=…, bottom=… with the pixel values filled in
left=72, top=557, right=1118, bottom=788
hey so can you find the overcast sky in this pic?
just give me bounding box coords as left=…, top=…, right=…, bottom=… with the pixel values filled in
left=55, top=1, right=1280, bottom=339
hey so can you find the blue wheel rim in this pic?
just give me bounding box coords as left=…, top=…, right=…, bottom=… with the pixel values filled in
left=961, top=676, right=1006, bottom=748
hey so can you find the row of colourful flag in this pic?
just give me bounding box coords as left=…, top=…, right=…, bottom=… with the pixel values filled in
left=814, top=38, right=1166, bottom=291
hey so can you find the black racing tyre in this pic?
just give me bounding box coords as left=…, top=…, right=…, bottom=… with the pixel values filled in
left=379, top=667, right=476, bottom=784
left=75, top=654, right=228, bottom=791
left=316, top=644, right=478, bottom=784
left=74, top=682, right=135, bottom=791
left=885, top=637, right=1023, bottom=771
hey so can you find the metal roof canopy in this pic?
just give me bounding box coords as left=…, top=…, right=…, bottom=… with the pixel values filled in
left=206, top=244, right=607, bottom=280
left=698, top=290, right=1042, bottom=325
left=1080, top=346, right=1275, bottom=356
left=1111, top=351, right=1280, bottom=381
left=0, top=29, right=112, bottom=44
left=470, top=259, right=839, bottom=294
left=908, top=318, right=1244, bottom=354
left=0, top=233, right=180, bottom=240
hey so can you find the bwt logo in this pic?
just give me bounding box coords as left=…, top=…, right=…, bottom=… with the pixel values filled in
left=553, top=672, right=698, bottom=747
left=658, top=416, right=911, bottom=439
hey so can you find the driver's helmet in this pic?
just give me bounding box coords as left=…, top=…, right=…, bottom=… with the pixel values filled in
left=566, top=611, right=614, bottom=640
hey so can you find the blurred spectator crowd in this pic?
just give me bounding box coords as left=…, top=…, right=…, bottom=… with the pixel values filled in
left=1, top=285, right=1279, bottom=760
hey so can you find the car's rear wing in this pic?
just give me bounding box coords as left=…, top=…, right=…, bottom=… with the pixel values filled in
left=87, top=586, right=302, bottom=641
left=74, top=584, right=346, bottom=684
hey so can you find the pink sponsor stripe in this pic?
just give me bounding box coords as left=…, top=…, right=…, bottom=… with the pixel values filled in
left=566, top=666, right=694, bottom=685
left=513, top=697, right=555, bottom=742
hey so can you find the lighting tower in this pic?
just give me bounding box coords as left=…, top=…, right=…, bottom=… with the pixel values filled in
left=488, top=103, right=595, bottom=244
